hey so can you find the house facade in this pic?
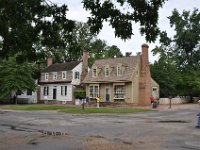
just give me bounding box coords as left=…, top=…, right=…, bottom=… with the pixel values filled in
left=39, top=52, right=89, bottom=104
left=83, top=44, right=159, bottom=105
left=11, top=89, right=38, bottom=104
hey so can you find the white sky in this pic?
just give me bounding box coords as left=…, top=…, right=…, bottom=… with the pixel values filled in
left=52, top=0, right=200, bottom=63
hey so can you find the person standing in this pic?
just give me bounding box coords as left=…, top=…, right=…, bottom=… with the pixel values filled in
left=150, top=95, right=154, bottom=103
left=96, top=96, right=100, bottom=108
left=150, top=95, right=158, bottom=108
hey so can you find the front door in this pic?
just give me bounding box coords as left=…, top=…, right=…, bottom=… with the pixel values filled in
left=53, top=88, right=57, bottom=100
left=105, top=87, right=110, bottom=101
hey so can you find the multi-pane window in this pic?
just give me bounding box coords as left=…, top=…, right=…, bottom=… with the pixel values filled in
left=114, top=85, right=125, bottom=98
left=16, top=90, right=22, bottom=95
left=74, top=71, right=80, bottom=79
left=45, top=73, right=49, bottom=80
left=89, top=85, right=99, bottom=98
left=27, top=89, right=32, bottom=95
left=61, top=86, right=67, bottom=96
left=105, top=66, right=109, bottom=77
left=43, top=86, right=49, bottom=96
left=92, top=68, right=97, bottom=77
left=62, top=71, right=67, bottom=79
left=53, top=72, right=57, bottom=80
left=117, top=66, right=122, bottom=76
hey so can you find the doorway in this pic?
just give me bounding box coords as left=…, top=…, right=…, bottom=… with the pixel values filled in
left=105, top=87, right=110, bottom=101
left=53, top=88, right=57, bottom=100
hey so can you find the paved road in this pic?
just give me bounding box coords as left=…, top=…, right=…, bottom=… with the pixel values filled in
left=0, top=104, right=199, bottom=150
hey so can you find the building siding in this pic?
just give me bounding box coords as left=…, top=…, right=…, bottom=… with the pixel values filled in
left=12, top=90, right=37, bottom=103
left=71, top=62, right=82, bottom=85
left=40, top=84, right=73, bottom=101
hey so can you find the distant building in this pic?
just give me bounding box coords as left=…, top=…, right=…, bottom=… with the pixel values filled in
left=39, top=52, right=89, bottom=104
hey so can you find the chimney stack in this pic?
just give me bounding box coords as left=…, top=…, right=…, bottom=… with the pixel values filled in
left=139, top=44, right=152, bottom=106
left=141, top=43, right=149, bottom=70
left=47, top=56, right=53, bottom=67
left=81, top=51, right=89, bottom=81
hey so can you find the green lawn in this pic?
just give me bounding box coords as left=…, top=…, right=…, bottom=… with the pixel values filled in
left=0, top=104, right=155, bottom=114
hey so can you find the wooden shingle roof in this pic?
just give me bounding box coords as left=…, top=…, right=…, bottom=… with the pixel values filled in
left=83, top=56, right=140, bottom=83
left=42, top=61, right=81, bottom=72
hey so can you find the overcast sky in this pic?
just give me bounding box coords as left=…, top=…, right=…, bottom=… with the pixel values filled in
left=52, top=0, right=200, bottom=63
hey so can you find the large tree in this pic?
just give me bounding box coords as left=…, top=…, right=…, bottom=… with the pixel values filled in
left=83, top=0, right=166, bottom=41
left=0, top=54, right=37, bottom=103
left=151, top=8, right=200, bottom=97
left=168, top=8, right=200, bottom=71
left=151, top=46, right=180, bottom=97
left=0, top=0, right=75, bottom=60
left=0, top=0, right=166, bottom=61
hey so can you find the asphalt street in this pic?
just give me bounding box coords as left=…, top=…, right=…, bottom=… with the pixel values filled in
left=0, top=104, right=199, bottom=150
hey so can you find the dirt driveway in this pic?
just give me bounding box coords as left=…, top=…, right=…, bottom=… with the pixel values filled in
left=0, top=104, right=199, bottom=150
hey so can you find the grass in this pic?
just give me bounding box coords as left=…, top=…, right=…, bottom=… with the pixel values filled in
left=1, top=104, right=67, bottom=111
left=0, top=104, right=155, bottom=114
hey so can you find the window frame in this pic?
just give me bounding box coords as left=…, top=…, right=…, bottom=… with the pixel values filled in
left=89, top=85, right=99, bottom=98
left=62, top=71, right=67, bottom=79
left=16, top=90, right=22, bottom=95
left=53, top=72, right=57, bottom=80
left=61, top=86, right=67, bottom=96
left=45, top=73, right=49, bottom=80
left=26, top=89, right=32, bottom=95
left=74, top=71, right=80, bottom=80
left=117, top=65, right=123, bottom=76
left=43, top=86, right=49, bottom=96
left=104, top=66, right=109, bottom=77
left=114, top=85, right=125, bottom=99
left=92, top=68, right=97, bottom=77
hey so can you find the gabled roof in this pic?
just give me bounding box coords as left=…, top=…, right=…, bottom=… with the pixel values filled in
left=83, top=56, right=140, bottom=83
left=42, top=61, right=81, bottom=72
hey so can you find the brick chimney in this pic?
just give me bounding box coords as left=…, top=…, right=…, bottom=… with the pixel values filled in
left=81, top=51, right=89, bottom=81
left=47, top=56, right=53, bottom=67
left=141, top=43, right=149, bottom=70
left=139, top=44, right=152, bottom=106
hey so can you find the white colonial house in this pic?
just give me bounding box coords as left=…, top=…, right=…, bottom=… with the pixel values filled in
left=12, top=89, right=38, bottom=104
left=39, top=52, right=89, bottom=104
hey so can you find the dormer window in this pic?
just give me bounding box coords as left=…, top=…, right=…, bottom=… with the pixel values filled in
left=74, top=71, right=80, bottom=80
left=117, top=65, right=122, bottom=76
left=45, top=73, right=49, bottom=80
left=104, top=66, right=109, bottom=77
left=92, top=68, right=97, bottom=77
left=62, top=71, right=67, bottom=79
left=53, top=72, right=57, bottom=80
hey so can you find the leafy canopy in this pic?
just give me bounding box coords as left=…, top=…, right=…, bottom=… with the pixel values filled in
left=0, top=0, right=166, bottom=61
left=0, top=0, right=75, bottom=60
left=0, top=55, right=37, bottom=99
left=151, top=8, right=200, bottom=97
left=83, top=0, right=166, bottom=41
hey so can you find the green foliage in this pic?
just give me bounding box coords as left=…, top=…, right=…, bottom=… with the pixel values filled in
left=0, top=55, right=37, bottom=99
left=167, top=8, right=200, bottom=70
left=88, top=40, right=123, bottom=67
left=83, top=0, right=166, bottom=42
left=0, top=0, right=164, bottom=62
left=0, top=0, right=75, bottom=60
left=151, top=8, right=200, bottom=97
left=74, top=90, right=86, bottom=99
left=105, top=45, right=123, bottom=58
left=43, top=22, right=123, bottom=65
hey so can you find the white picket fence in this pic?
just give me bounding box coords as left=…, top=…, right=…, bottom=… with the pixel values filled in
left=159, top=97, right=191, bottom=104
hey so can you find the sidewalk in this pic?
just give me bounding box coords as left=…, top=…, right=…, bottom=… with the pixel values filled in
left=135, top=103, right=199, bottom=111
left=156, top=103, right=199, bottom=111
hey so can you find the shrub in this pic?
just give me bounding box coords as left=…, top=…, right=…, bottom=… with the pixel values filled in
left=74, top=90, right=86, bottom=99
